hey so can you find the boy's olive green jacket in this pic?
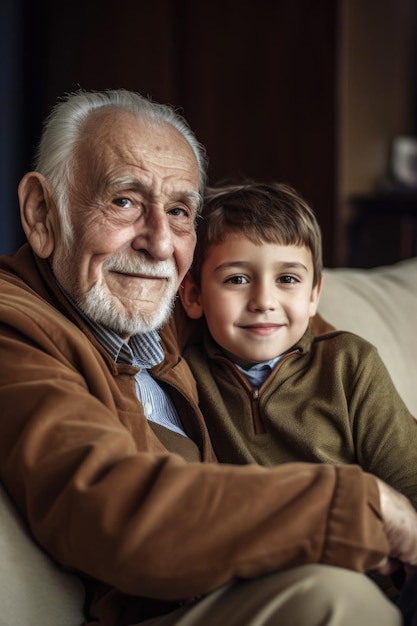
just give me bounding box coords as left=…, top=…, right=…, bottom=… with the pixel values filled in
left=0, top=244, right=391, bottom=626
left=184, top=323, right=417, bottom=509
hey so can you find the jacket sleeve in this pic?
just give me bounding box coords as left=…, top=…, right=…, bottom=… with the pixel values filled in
left=348, top=341, right=417, bottom=508
left=0, top=295, right=389, bottom=602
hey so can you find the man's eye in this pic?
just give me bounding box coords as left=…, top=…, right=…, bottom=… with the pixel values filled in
left=113, top=197, right=132, bottom=209
left=168, top=206, right=188, bottom=217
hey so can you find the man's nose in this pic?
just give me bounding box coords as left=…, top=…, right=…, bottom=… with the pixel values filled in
left=131, top=210, right=174, bottom=260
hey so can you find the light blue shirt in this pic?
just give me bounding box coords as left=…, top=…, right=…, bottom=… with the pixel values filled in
left=236, top=356, right=283, bottom=388
left=99, top=329, right=187, bottom=437
left=58, top=285, right=187, bottom=436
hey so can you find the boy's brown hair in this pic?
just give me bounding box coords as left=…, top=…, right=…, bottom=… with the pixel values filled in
left=191, top=181, right=323, bottom=287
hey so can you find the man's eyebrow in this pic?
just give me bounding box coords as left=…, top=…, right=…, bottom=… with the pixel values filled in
left=110, top=177, right=201, bottom=210
left=180, top=191, right=202, bottom=211
left=110, top=176, right=147, bottom=190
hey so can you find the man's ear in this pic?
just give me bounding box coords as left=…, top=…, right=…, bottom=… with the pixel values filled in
left=309, top=274, right=323, bottom=317
left=18, top=172, right=57, bottom=258
left=179, top=272, right=205, bottom=319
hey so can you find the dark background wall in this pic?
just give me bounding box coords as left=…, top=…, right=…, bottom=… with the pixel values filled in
left=1, top=0, right=415, bottom=266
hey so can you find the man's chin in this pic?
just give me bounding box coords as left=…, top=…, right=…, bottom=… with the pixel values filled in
left=120, top=309, right=172, bottom=335
left=105, top=301, right=174, bottom=336
left=80, top=284, right=176, bottom=336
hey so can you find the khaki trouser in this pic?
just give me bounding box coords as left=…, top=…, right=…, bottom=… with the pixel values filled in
left=138, top=564, right=401, bottom=626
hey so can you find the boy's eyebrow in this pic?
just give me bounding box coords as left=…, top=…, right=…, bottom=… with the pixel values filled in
left=213, top=260, right=310, bottom=272
left=278, top=261, right=310, bottom=272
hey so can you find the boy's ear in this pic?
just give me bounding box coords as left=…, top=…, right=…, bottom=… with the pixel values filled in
left=309, top=274, right=323, bottom=317
left=18, top=172, right=57, bottom=259
left=179, top=272, right=205, bottom=319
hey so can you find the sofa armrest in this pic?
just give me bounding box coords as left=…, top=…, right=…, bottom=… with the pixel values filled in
left=0, top=482, right=85, bottom=626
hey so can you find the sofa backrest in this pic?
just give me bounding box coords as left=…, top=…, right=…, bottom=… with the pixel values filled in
left=319, top=256, right=417, bottom=417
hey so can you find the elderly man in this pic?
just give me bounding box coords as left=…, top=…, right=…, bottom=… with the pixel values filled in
left=0, top=89, right=415, bottom=626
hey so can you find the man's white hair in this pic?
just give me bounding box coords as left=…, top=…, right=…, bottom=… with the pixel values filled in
left=34, top=89, right=208, bottom=243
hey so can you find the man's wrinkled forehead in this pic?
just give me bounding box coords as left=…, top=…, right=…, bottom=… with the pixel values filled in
left=74, top=109, right=200, bottom=189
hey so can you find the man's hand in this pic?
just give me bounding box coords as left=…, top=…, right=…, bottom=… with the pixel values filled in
left=375, top=477, right=417, bottom=577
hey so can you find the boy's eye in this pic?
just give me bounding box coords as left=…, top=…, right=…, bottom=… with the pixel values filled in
left=225, top=275, right=248, bottom=285
left=279, top=275, right=298, bottom=284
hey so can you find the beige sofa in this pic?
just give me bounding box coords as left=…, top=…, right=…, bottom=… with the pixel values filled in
left=320, top=256, right=417, bottom=417
left=1, top=257, right=417, bottom=626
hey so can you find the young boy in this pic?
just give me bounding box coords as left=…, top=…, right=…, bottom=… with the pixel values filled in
left=180, top=181, right=417, bottom=511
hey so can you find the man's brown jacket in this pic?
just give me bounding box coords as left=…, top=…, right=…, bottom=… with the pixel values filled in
left=0, top=244, right=389, bottom=625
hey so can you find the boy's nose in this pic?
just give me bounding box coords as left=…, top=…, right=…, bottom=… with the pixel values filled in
left=248, top=283, right=277, bottom=312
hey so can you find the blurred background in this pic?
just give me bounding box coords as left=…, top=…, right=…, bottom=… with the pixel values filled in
left=1, top=0, right=417, bottom=267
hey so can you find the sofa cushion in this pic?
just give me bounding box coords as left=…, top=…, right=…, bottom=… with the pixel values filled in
left=0, top=483, right=85, bottom=626
left=319, top=256, right=417, bottom=417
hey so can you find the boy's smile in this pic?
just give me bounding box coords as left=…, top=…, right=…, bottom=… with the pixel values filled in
left=182, top=234, right=322, bottom=367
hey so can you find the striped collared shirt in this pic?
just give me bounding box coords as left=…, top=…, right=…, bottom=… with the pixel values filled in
left=58, top=285, right=187, bottom=436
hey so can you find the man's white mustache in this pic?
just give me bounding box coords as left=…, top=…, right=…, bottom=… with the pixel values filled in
left=103, top=255, right=177, bottom=279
